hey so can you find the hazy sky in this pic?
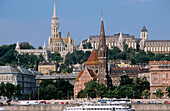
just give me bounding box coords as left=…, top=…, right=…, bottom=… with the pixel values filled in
left=0, top=0, right=170, bottom=48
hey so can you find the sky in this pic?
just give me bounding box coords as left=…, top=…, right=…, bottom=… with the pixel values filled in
left=0, top=0, right=170, bottom=48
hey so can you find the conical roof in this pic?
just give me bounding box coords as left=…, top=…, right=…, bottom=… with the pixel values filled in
left=141, top=25, right=147, bottom=32
left=85, top=50, right=98, bottom=66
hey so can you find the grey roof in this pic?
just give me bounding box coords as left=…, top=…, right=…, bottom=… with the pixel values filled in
left=0, top=66, right=37, bottom=76
left=0, top=66, right=22, bottom=74
left=141, top=25, right=147, bottom=32
left=28, top=69, right=43, bottom=75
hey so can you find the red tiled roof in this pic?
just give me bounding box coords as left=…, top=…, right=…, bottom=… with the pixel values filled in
left=85, top=50, right=98, bottom=66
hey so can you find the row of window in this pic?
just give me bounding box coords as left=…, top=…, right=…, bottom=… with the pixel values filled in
left=154, top=74, right=168, bottom=78
left=0, top=76, right=16, bottom=81
left=154, top=80, right=169, bottom=85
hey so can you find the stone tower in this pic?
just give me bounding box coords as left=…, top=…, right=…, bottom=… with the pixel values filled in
left=140, top=25, right=148, bottom=50
left=118, top=32, right=124, bottom=52
left=51, top=2, right=59, bottom=38
left=97, top=12, right=108, bottom=86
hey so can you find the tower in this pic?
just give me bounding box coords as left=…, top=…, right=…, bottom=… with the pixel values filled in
left=118, top=32, right=124, bottom=51
left=51, top=2, right=59, bottom=38
left=140, top=25, right=148, bottom=50
left=97, top=12, right=108, bottom=86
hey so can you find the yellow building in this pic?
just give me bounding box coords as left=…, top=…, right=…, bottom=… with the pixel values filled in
left=38, top=61, right=58, bottom=75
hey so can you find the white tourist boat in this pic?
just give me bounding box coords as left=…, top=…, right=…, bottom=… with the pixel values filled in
left=0, top=107, right=5, bottom=111
left=63, top=102, right=133, bottom=111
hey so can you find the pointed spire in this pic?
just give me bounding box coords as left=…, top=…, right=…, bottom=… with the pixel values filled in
left=16, top=41, right=20, bottom=49
left=67, top=31, right=70, bottom=38
left=141, top=25, right=147, bottom=32
left=99, top=12, right=105, bottom=41
left=43, top=42, right=46, bottom=49
left=119, top=32, right=123, bottom=40
left=101, top=11, right=103, bottom=21
left=53, top=2, right=57, bottom=18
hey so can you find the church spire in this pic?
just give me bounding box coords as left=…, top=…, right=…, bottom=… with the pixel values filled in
left=43, top=42, right=46, bottom=49
left=15, top=41, right=20, bottom=50
left=99, top=12, right=106, bottom=48
left=53, top=2, right=57, bottom=18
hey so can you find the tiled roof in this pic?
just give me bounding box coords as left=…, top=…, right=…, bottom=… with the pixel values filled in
left=141, top=25, right=147, bottom=32
left=76, top=70, right=84, bottom=80
left=110, top=67, right=139, bottom=75
left=85, top=50, right=98, bottom=66
left=87, top=69, right=97, bottom=80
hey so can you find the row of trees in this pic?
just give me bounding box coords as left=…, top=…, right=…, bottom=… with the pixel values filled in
left=0, top=82, right=22, bottom=100
left=38, top=79, right=74, bottom=100
left=77, top=75, right=150, bottom=99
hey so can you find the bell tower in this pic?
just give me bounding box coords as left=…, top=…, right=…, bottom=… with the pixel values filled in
left=97, top=12, right=108, bottom=86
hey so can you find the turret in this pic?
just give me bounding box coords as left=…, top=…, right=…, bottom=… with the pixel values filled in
left=140, top=25, right=148, bottom=40
left=15, top=41, right=20, bottom=50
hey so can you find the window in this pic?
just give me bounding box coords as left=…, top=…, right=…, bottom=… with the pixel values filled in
left=163, top=81, right=165, bottom=84
left=4, top=76, right=6, bottom=80
left=0, top=77, right=1, bottom=80
left=155, top=74, right=157, bottom=78
left=166, top=74, right=168, bottom=78
left=163, top=74, right=164, bottom=78
left=155, top=80, right=157, bottom=85
left=166, top=81, right=169, bottom=84
left=9, top=77, right=11, bottom=80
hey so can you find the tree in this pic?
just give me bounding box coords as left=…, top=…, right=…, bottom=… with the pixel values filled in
left=106, top=89, right=115, bottom=98
left=152, top=53, right=165, bottom=61
left=38, top=46, right=42, bottom=49
left=97, top=83, right=107, bottom=98
left=14, top=84, right=22, bottom=98
left=123, top=40, right=128, bottom=52
left=49, top=52, right=63, bottom=63
left=84, top=80, right=97, bottom=99
left=44, top=84, right=57, bottom=100
left=166, top=86, right=170, bottom=97
left=142, top=90, right=150, bottom=99
left=0, top=82, right=5, bottom=97
left=83, top=42, right=92, bottom=49
left=20, top=42, right=35, bottom=49
left=155, top=88, right=164, bottom=99
left=119, top=75, right=133, bottom=86
left=4, top=83, right=15, bottom=99
left=77, top=90, right=86, bottom=98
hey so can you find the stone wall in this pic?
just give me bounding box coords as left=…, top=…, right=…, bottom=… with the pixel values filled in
left=132, top=104, right=170, bottom=111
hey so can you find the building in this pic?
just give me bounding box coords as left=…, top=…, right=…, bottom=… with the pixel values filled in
left=0, top=66, right=38, bottom=96
left=97, top=13, right=110, bottom=86
left=48, top=3, right=75, bottom=57
left=149, top=61, right=170, bottom=67
left=109, top=60, right=131, bottom=68
left=15, top=42, right=49, bottom=61
left=150, top=65, right=170, bottom=99
left=72, top=63, right=84, bottom=75
left=85, top=50, right=98, bottom=75
left=38, top=61, right=58, bottom=75
left=74, top=69, right=97, bottom=98
left=110, top=67, right=140, bottom=86
left=89, top=25, right=170, bottom=54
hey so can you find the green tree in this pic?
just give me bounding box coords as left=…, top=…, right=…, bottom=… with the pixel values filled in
left=83, top=42, right=92, bottom=49
left=106, top=89, right=115, bottom=98
left=166, top=86, right=170, bottom=97
left=14, top=84, right=22, bottom=98
left=4, top=83, right=15, bottom=99
left=155, top=88, right=164, bottom=99
left=44, top=84, right=57, bottom=99
left=38, top=46, right=42, bottom=49
left=97, top=83, right=107, bottom=98
left=49, top=52, right=63, bottom=63
left=84, top=80, right=97, bottom=99
left=20, top=42, right=35, bottom=49
left=119, top=75, right=133, bottom=86
left=77, top=90, right=86, bottom=98
left=0, top=82, right=5, bottom=97
left=142, top=90, right=150, bottom=99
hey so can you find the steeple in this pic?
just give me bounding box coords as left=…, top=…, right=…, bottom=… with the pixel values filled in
left=67, top=31, right=70, bottom=38
left=15, top=41, right=20, bottom=50
left=118, top=32, right=124, bottom=51
left=53, top=2, right=57, bottom=18
left=43, top=42, right=46, bottom=49
left=99, top=12, right=106, bottom=48
left=141, top=25, right=147, bottom=32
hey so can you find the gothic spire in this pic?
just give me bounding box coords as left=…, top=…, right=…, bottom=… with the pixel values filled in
left=53, top=2, right=57, bottom=18
left=43, top=42, right=46, bottom=49
left=16, top=41, right=20, bottom=49
left=99, top=12, right=106, bottom=46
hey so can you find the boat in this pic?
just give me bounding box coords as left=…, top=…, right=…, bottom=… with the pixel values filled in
left=63, top=102, right=133, bottom=111
left=0, top=107, right=5, bottom=111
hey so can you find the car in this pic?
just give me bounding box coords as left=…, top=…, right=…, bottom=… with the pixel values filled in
left=164, top=101, right=170, bottom=104
left=150, top=101, right=156, bottom=104
left=142, top=101, right=148, bottom=104
left=19, top=101, right=29, bottom=105
left=29, top=101, right=38, bottom=105
left=39, top=101, right=46, bottom=104
left=65, top=102, right=69, bottom=104
left=137, top=101, right=141, bottom=104
left=54, top=102, right=59, bottom=104
left=61, top=102, right=64, bottom=104
left=157, top=101, right=162, bottom=104
left=46, top=102, right=51, bottom=104
left=0, top=102, right=3, bottom=106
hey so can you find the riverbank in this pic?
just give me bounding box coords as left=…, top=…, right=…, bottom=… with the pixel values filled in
left=1, top=104, right=170, bottom=111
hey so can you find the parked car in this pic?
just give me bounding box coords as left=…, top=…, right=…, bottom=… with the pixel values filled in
left=148, top=101, right=151, bottom=104
left=19, top=101, right=29, bottom=105
left=29, top=101, right=38, bottom=105
left=46, top=102, right=51, bottom=104
left=0, top=102, right=3, bottom=106
left=142, top=101, right=148, bottom=104
left=61, top=102, right=64, bottom=104
left=65, top=102, right=69, bottom=104
left=150, top=101, right=156, bottom=104
left=54, top=102, right=59, bottom=104
left=164, top=101, right=170, bottom=104
left=137, top=101, right=141, bottom=104
left=157, top=101, right=162, bottom=104
left=39, top=101, right=46, bottom=104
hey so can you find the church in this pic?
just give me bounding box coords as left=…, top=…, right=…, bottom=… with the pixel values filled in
left=48, top=3, right=76, bottom=57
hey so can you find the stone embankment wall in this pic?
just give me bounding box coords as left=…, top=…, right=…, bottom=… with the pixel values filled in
left=3, top=104, right=71, bottom=111
left=132, top=104, right=170, bottom=111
